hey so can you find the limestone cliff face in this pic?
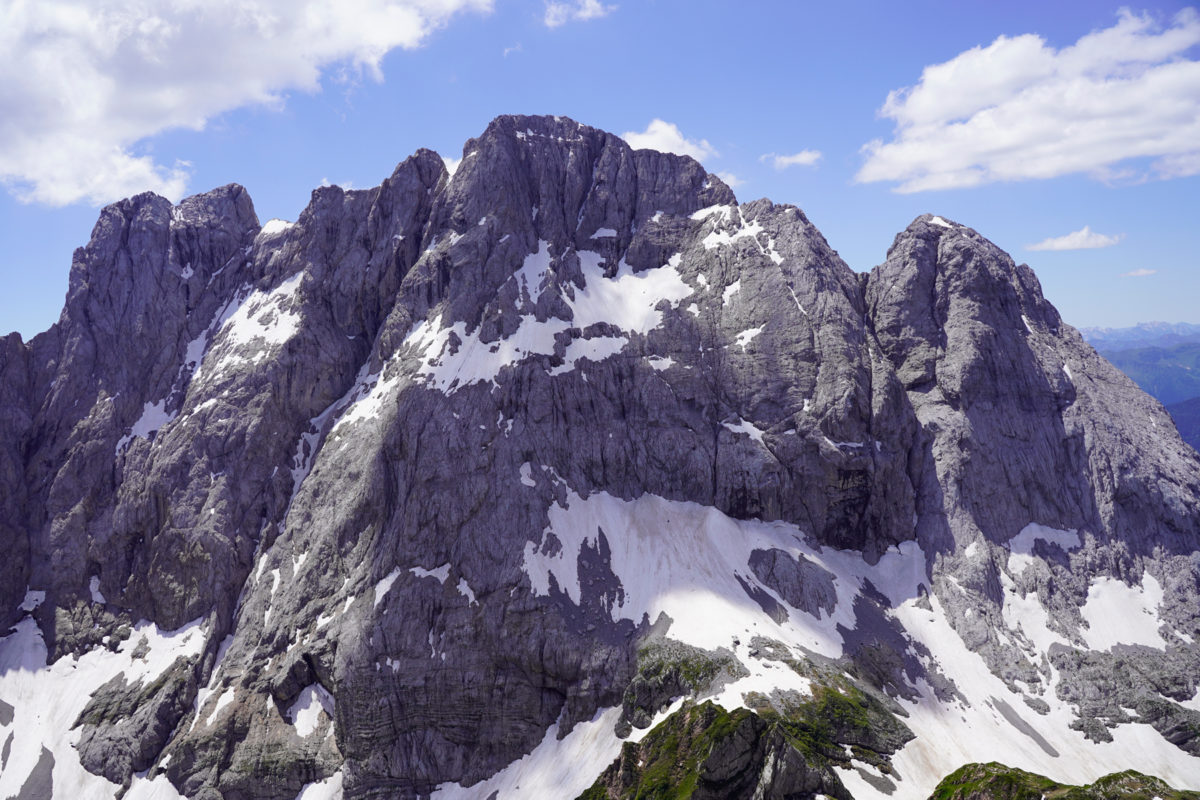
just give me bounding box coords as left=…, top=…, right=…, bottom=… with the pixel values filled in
left=1, top=116, right=1199, bottom=800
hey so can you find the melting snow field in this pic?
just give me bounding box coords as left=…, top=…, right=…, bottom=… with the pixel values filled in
left=888, top=590, right=1200, bottom=800
left=521, top=486, right=924, bottom=660
left=0, top=600, right=204, bottom=800
left=512, top=484, right=1200, bottom=800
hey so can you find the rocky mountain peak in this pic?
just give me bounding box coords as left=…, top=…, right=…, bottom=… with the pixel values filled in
left=1, top=115, right=1199, bottom=800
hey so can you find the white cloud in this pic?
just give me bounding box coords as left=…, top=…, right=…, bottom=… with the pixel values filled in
left=544, top=0, right=614, bottom=28
left=761, top=150, right=822, bottom=170
left=856, top=9, right=1200, bottom=193
left=621, top=120, right=717, bottom=162
left=442, top=156, right=462, bottom=177
left=1121, top=268, right=1157, bottom=277
left=0, top=0, right=491, bottom=207
left=1026, top=226, right=1123, bottom=251
left=715, top=171, right=743, bottom=188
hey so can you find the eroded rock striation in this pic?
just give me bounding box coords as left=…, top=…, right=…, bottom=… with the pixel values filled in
left=1, top=115, right=1199, bottom=800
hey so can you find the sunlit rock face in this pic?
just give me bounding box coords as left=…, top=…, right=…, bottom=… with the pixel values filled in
left=1, top=115, right=1199, bottom=800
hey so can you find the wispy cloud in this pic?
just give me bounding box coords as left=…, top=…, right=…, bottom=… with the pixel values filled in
left=503, top=42, right=522, bottom=57
left=621, top=120, right=716, bottom=162
left=1121, top=268, right=1157, bottom=277
left=544, top=0, right=615, bottom=28
left=1026, top=226, right=1123, bottom=251
left=856, top=9, right=1200, bottom=192
left=0, top=0, right=493, bottom=207
left=760, top=150, right=822, bottom=170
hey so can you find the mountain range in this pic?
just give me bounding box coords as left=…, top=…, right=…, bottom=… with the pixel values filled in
left=1, top=115, right=1199, bottom=800
left=1077, top=327, right=1200, bottom=450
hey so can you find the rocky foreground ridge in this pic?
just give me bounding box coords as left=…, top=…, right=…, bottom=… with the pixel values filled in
left=1, top=115, right=1199, bottom=800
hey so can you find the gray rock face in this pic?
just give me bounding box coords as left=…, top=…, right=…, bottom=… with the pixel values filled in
left=2, top=116, right=1200, bottom=800
left=0, top=332, right=32, bottom=633
left=749, top=548, right=837, bottom=619
left=865, top=215, right=1200, bottom=704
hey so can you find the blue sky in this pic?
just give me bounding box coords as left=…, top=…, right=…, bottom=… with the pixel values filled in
left=2, top=0, right=1198, bottom=338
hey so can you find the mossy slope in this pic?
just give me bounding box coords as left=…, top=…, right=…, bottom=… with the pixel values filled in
left=930, top=762, right=1200, bottom=800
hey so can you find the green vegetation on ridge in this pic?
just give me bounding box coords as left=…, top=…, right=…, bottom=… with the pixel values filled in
left=930, top=762, right=1200, bottom=800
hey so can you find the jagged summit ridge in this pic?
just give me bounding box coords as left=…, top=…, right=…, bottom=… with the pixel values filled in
left=0, top=114, right=1198, bottom=800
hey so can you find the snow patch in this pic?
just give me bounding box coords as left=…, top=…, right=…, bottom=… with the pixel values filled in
left=205, top=273, right=305, bottom=374
left=514, top=240, right=553, bottom=306
left=590, top=227, right=618, bottom=239
left=520, top=462, right=537, bottom=487
left=410, top=564, right=451, bottom=583
left=407, top=251, right=691, bottom=393
left=1007, top=523, right=1081, bottom=575
left=295, top=771, right=344, bottom=800
left=430, top=704, right=673, bottom=800
left=929, top=216, right=953, bottom=229
left=1080, top=573, right=1166, bottom=651
left=549, top=335, right=629, bottom=375
left=734, top=326, right=763, bottom=348
left=690, top=205, right=735, bottom=222
left=999, top=569, right=1069, bottom=655
left=457, top=578, right=478, bottom=606
left=0, top=615, right=206, bottom=800
left=260, top=218, right=294, bottom=237
left=374, top=567, right=403, bottom=608
left=722, top=418, right=766, bottom=445
left=18, top=589, right=45, bottom=612
left=569, top=252, right=692, bottom=333
left=722, top=280, right=742, bottom=305
left=116, top=399, right=179, bottom=455
left=331, top=364, right=401, bottom=432
left=89, top=576, right=106, bottom=605
left=700, top=208, right=767, bottom=253
left=204, top=687, right=235, bottom=727
left=287, top=683, right=335, bottom=738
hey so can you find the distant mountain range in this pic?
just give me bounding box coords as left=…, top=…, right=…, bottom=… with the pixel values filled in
left=1168, top=397, right=1200, bottom=454
left=1095, top=342, right=1200, bottom=406
left=1080, top=324, right=1200, bottom=451
left=1080, top=321, right=1200, bottom=352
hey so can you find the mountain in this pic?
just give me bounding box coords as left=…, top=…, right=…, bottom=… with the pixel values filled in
left=1080, top=322, right=1200, bottom=352
left=1087, top=342, right=1200, bottom=407
left=1, top=115, right=1199, bottom=800
left=1169, top=397, right=1200, bottom=453
left=1077, top=327, right=1200, bottom=453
